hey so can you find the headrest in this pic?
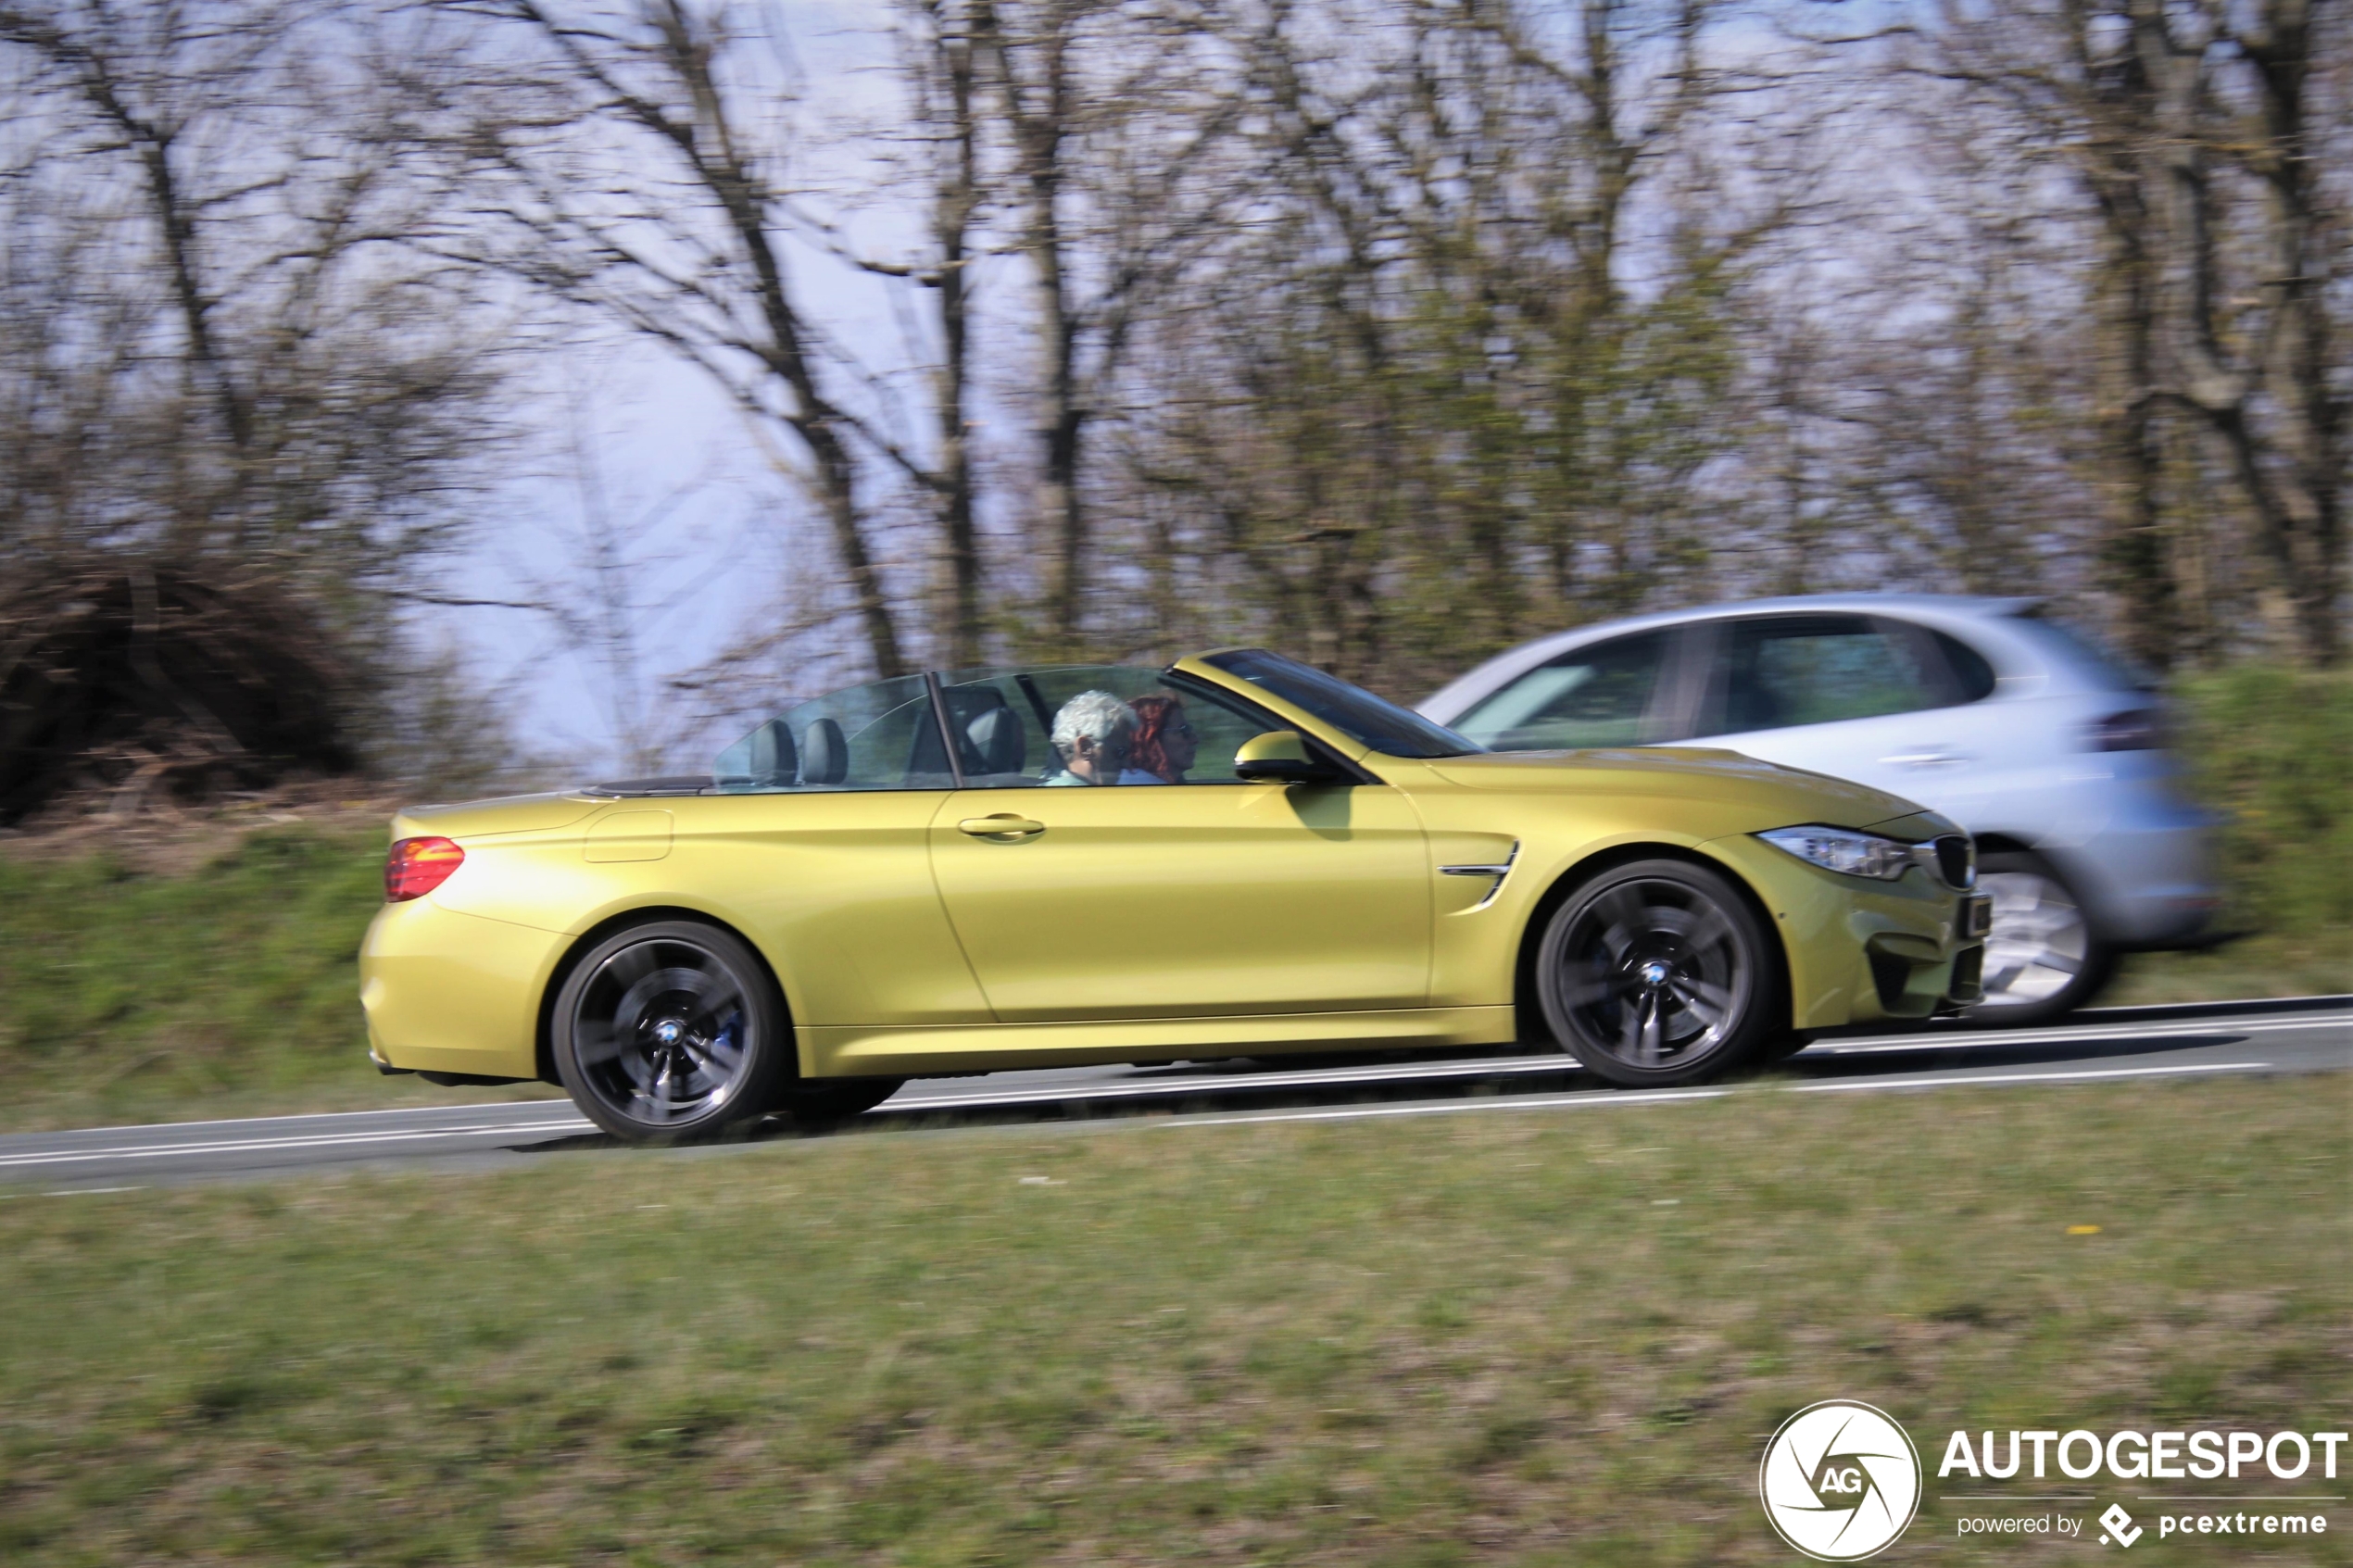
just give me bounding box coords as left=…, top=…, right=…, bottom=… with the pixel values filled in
left=800, top=717, right=848, bottom=785
left=745, top=718, right=796, bottom=786
left=964, top=706, right=1025, bottom=775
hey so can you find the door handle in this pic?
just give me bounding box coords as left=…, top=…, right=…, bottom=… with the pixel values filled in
left=1880, top=747, right=1970, bottom=768
left=958, top=814, right=1046, bottom=840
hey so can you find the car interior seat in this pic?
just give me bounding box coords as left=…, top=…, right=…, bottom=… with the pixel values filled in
left=799, top=717, right=848, bottom=785
left=909, top=685, right=1028, bottom=783
left=742, top=718, right=796, bottom=788
left=963, top=702, right=1026, bottom=777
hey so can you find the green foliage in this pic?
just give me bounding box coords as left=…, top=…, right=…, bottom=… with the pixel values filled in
left=2171, top=663, right=2353, bottom=935
left=2106, top=662, right=2350, bottom=1003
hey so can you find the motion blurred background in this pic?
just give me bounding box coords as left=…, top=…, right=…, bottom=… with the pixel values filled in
left=0, top=0, right=2346, bottom=1037
left=1, top=0, right=2343, bottom=807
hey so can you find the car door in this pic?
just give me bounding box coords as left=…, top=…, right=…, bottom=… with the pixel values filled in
left=696, top=675, right=988, bottom=1028
left=1674, top=613, right=1981, bottom=804
left=925, top=668, right=1432, bottom=1022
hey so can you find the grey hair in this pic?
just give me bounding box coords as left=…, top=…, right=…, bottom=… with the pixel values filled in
left=1051, top=689, right=1135, bottom=754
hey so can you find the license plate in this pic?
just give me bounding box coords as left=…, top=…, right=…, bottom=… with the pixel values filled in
left=1962, top=894, right=1994, bottom=939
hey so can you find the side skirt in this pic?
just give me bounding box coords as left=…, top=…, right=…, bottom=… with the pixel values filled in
left=801, top=1007, right=1520, bottom=1078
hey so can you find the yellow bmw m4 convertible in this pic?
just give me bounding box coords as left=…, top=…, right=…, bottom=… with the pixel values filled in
left=361, top=650, right=1991, bottom=1143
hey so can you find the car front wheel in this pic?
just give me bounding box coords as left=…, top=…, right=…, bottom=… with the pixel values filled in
left=1536, top=859, right=1780, bottom=1087
left=1967, top=851, right=2115, bottom=1025
left=552, top=920, right=791, bottom=1145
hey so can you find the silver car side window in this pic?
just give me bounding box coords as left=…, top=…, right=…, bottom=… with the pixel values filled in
left=1701, top=615, right=1939, bottom=735
left=1451, top=632, right=1672, bottom=750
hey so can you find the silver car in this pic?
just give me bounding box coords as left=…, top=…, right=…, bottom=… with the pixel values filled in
left=1419, top=595, right=2219, bottom=1022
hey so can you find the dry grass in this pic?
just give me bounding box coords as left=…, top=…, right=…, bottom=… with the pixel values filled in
left=0, top=1072, right=2345, bottom=1565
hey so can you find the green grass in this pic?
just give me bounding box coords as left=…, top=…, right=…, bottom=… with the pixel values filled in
left=0, top=661, right=2341, bottom=1131
left=0, top=1074, right=2345, bottom=1564
left=0, top=824, right=561, bottom=1132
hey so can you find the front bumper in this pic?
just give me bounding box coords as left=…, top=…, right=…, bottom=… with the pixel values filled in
left=1705, top=834, right=1990, bottom=1030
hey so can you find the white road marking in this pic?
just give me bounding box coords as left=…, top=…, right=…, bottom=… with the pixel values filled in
left=41, top=1099, right=587, bottom=1137
left=1814, top=1015, right=2346, bottom=1055
left=895, top=1053, right=1583, bottom=1108
left=1171, top=1088, right=1731, bottom=1126
left=1791, top=1061, right=2270, bottom=1092
left=1155, top=1061, right=2281, bottom=1132
left=0, top=1120, right=595, bottom=1169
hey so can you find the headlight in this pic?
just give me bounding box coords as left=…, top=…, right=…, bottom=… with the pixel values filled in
left=1756, top=825, right=1919, bottom=881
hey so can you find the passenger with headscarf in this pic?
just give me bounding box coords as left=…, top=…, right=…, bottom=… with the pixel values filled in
left=1118, top=694, right=1199, bottom=784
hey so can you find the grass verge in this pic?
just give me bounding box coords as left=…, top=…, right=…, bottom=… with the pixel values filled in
left=0, top=822, right=566, bottom=1133
left=1, top=1073, right=2346, bottom=1564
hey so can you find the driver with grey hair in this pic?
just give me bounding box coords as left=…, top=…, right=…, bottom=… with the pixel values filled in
left=1044, top=690, right=1136, bottom=785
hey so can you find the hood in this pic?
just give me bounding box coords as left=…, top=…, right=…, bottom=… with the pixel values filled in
left=1859, top=808, right=1967, bottom=843
left=390, top=791, right=605, bottom=842
left=1426, top=747, right=1925, bottom=831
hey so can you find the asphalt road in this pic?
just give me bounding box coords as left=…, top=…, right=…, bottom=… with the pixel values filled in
left=5, top=995, right=2345, bottom=1190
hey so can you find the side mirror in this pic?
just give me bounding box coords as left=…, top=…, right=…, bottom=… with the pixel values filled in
left=1234, top=730, right=1347, bottom=785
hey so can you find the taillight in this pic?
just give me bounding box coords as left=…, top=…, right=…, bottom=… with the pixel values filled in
left=385, top=836, right=465, bottom=901
left=2085, top=709, right=2165, bottom=751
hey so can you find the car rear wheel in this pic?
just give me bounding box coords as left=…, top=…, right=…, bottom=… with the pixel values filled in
left=1536, top=859, right=1780, bottom=1087
left=552, top=920, right=791, bottom=1145
left=1967, top=851, right=2115, bottom=1026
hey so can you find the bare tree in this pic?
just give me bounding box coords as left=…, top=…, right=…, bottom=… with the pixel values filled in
left=0, top=0, right=507, bottom=583
left=457, top=0, right=913, bottom=677
left=0, top=0, right=516, bottom=813
left=1911, top=0, right=2347, bottom=665
left=1104, top=0, right=1775, bottom=688
left=972, top=0, right=1247, bottom=652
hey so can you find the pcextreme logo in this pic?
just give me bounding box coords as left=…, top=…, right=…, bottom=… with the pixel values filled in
left=1759, top=1400, right=1924, bottom=1562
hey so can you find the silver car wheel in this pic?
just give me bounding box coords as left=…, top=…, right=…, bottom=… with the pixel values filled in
left=1975, top=870, right=2088, bottom=1009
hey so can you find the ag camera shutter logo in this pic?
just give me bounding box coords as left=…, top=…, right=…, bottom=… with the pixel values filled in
left=1760, top=1400, right=1923, bottom=1561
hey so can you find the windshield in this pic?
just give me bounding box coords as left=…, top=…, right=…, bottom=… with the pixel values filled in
left=1203, top=649, right=1483, bottom=759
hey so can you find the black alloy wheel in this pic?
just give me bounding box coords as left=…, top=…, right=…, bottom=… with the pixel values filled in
left=552, top=920, right=790, bottom=1144
left=1536, top=859, right=1780, bottom=1087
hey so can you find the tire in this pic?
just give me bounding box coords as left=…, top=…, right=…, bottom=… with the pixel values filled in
left=551, top=920, right=793, bottom=1145
left=1535, top=859, right=1781, bottom=1088
left=1965, top=850, right=2115, bottom=1026
left=774, top=1077, right=904, bottom=1129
